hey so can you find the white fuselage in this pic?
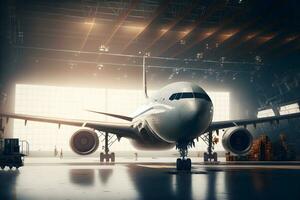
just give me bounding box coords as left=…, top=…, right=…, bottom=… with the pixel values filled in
left=130, top=82, right=214, bottom=150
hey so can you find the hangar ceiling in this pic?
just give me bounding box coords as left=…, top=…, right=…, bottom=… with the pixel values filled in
left=4, top=0, right=299, bottom=60
left=0, top=0, right=299, bottom=110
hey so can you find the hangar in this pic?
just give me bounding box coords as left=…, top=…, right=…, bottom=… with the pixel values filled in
left=0, top=0, right=300, bottom=199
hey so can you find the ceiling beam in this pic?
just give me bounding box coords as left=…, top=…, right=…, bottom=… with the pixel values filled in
left=263, top=36, right=300, bottom=59
left=156, top=0, right=226, bottom=57
left=170, top=6, right=246, bottom=58
left=232, top=20, right=285, bottom=59
left=252, top=31, right=289, bottom=54
left=206, top=14, right=263, bottom=59
left=205, top=0, right=284, bottom=59
left=78, top=3, right=99, bottom=53
left=103, top=0, right=140, bottom=47
left=142, top=0, right=198, bottom=54
left=120, top=0, right=171, bottom=53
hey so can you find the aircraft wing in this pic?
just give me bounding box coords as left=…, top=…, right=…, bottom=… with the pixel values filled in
left=207, top=112, right=300, bottom=132
left=0, top=112, right=137, bottom=139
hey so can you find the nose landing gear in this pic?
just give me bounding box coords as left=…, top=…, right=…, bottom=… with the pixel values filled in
left=176, top=142, right=192, bottom=171
left=200, top=131, right=218, bottom=162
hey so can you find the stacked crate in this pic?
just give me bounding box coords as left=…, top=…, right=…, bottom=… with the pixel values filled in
left=248, top=139, right=260, bottom=161
left=225, top=152, right=235, bottom=161
left=225, top=152, right=249, bottom=161
left=226, top=134, right=297, bottom=162
left=261, top=135, right=272, bottom=161
left=272, top=134, right=296, bottom=161
left=248, top=135, right=272, bottom=161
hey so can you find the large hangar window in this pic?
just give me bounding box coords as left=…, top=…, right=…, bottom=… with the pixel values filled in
left=257, top=109, right=275, bottom=118
left=279, top=103, right=300, bottom=115
left=14, top=84, right=230, bottom=151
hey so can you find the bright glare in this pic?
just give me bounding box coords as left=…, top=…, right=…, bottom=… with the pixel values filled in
left=257, top=108, right=275, bottom=118
left=279, top=103, right=300, bottom=115
left=14, top=84, right=230, bottom=151
left=208, top=92, right=230, bottom=122
left=84, top=21, right=95, bottom=25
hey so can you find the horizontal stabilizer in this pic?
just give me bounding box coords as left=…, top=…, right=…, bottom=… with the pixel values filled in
left=85, top=109, right=133, bottom=121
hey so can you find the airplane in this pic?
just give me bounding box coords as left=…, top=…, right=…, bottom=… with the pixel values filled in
left=1, top=56, right=300, bottom=170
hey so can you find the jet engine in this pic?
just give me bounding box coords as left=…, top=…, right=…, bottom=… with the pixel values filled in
left=70, top=128, right=99, bottom=155
left=222, top=127, right=253, bottom=155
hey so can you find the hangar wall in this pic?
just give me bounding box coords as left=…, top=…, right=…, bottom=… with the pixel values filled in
left=12, top=84, right=230, bottom=152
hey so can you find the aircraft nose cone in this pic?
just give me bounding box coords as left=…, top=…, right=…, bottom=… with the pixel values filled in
left=179, top=99, right=213, bottom=138
left=180, top=100, right=203, bottom=122
left=186, top=100, right=206, bottom=117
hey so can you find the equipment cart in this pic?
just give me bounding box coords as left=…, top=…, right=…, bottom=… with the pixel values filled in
left=0, top=138, right=28, bottom=169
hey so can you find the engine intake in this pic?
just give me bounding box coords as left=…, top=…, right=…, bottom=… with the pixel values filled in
left=222, top=127, right=253, bottom=155
left=70, top=129, right=99, bottom=155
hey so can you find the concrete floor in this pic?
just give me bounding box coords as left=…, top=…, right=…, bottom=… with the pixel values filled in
left=1, top=157, right=300, bottom=200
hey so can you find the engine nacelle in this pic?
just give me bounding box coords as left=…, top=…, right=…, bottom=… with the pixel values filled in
left=70, top=129, right=99, bottom=155
left=222, top=127, right=253, bottom=155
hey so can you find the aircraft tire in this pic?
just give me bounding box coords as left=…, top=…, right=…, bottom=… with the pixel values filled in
left=111, top=153, right=115, bottom=162
left=204, top=152, right=208, bottom=162
left=100, top=153, right=104, bottom=162
left=176, top=158, right=183, bottom=170
left=186, top=158, right=191, bottom=170
left=177, top=159, right=191, bottom=171
left=213, top=152, right=218, bottom=162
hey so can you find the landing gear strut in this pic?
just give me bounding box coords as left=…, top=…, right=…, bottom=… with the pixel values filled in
left=201, top=131, right=218, bottom=162
left=100, top=132, right=115, bottom=163
left=176, top=143, right=192, bottom=171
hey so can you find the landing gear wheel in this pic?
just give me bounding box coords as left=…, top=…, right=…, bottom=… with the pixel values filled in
left=111, top=153, right=115, bottom=162
left=204, top=152, right=208, bottom=162
left=213, top=152, right=218, bottom=162
left=203, top=152, right=218, bottom=162
left=176, top=159, right=191, bottom=171
left=176, top=158, right=183, bottom=170
left=186, top=158, right=191, bottom=170
left=100, top=152, right=116, bottom=163
left=100, top=153, right=104, bottom=162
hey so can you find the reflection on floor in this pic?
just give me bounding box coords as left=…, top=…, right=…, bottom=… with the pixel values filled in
left=0, top=158, right=300, bottom=200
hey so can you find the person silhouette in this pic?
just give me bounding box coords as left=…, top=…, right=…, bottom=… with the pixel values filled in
left=60, top=148, right=63, bottom=159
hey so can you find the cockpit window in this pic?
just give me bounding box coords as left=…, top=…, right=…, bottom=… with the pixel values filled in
left=169, top=93, right=177, bottom=100
left=174, top=93, right=182, bottom=100
left=181, top=92, right=194, bottom=98
left=194, top=93, right=212, bottom=102
left=169, top=92, right=212, bottom=102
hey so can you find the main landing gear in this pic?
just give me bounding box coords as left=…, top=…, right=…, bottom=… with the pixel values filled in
left=200, top=131, right=218, bottom=162
left=100, top=132, right=116, bottom=163
left=176, top=143, right=192, bottom=171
